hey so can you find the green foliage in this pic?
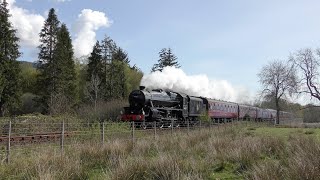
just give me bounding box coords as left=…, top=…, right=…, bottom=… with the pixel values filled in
left=17, top=93, right=41, bottom=114
left=37, top=8, right=61, bottom=113
left=108, top=60, right=126, bottom=99
left=20, top=62, right=39, bottom=94
left=303, top=105, right=320, bottom=123
left=124, top=65, right=143, bottom=97
left=75, top=58, right=88, bottom=103
left=109, top=47, right=131, bottom=98
left=86, top=36, right=143, bottom=102
left=38, top=8, right=60, bottom=65
left=0, top=0, right=22, bottom=116
left=200, top=111, right=210, bottom=122
left=37, top=10, right=77, bottom=114
left=151, top=48, right=180, bottom=72
left=77, top=99, right=127, bottom=123
left=113, top=47, right=130, bottom=64
left=86, top=41, right=105, bottom=103
left=52, top=24, right=77, bottom=104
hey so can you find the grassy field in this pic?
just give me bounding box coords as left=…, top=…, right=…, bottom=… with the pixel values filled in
left=0, top=122, right=320, bottom=179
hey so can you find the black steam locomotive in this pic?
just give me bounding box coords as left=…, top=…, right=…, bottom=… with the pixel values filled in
left=121, top=86, right=204, bottom=126
left=121, top=86, right=292, bottom=126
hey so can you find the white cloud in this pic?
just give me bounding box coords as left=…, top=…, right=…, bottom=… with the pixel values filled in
left=141, top=67, right=252, bottom=103
left=73, top=9, right=111, bottom=57
left=6, top=0, right=45, bottom=47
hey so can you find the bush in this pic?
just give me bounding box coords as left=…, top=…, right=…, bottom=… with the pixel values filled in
left=77, top=99, right=127, bottom=123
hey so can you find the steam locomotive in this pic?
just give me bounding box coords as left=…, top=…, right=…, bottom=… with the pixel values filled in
left=121, top=86, right=292, bottom=126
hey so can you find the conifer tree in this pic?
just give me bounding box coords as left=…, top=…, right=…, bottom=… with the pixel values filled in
left=101, top=36, right=117, bottom=99
left=87, top=41, right=104, bottom=82
left=87, top=41, right=104, bottom=104
left=151, top=48, right=180, bottom=72
left=113, top=47, right=130, bottom=64
left=112, top=47, right=130, bottom=98
left=0, top=0, right=22, bottom=116
left=37, top=8, right=60, bottom=112
left=53, top=24, right=77, bottom=105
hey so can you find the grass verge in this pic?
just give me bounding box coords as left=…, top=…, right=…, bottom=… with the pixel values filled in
left=0, top=122, right=320, bottom=179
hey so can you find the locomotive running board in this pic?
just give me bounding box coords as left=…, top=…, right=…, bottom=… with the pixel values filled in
left=153, top=107, right=183, bottom=111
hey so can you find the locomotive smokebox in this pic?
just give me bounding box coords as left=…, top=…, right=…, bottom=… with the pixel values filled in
left=139, top=86, right=146, bottom=90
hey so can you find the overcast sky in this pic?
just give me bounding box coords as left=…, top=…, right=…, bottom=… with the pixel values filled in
left=5, top=0, right=320, bottom=104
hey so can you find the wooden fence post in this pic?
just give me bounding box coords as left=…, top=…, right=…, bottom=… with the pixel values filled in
left=101, top=121, right=105, bottom=145
left=154, top=121, right=156, bottom=140
left=6, top=121, right=11, bottom=164
left=131, top=121, right=135, bottom=144
left=60, top=121, right=65, bottom=153
left=187, top=119, right=190, bottom=135
left=171, top=119, right=173, bottom=135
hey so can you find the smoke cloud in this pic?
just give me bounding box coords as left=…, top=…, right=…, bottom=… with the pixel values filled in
left=141, top=67, right=252, bottom=103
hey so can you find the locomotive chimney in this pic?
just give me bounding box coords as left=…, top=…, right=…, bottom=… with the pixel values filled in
left=139, top=86, right=145, bottom=90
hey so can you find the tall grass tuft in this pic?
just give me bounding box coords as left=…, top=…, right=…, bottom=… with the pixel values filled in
left=248, top=160, right=284, bottom=180
left=286, top=136, right=320, bottom=179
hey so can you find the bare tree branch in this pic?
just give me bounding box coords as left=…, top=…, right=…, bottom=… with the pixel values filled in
left=258, top=60, right=298, bottom=124
left=290, top=48, right=320, bottom=101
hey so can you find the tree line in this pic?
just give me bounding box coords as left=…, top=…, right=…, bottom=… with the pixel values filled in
left=0, top=4, right=144, bottom=116
left=0, top=2, right=182, bottom=117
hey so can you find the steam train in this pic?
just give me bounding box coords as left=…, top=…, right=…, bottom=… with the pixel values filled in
left=121, top=86, right=292, bottom=126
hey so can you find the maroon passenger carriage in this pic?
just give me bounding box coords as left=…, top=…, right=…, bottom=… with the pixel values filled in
left=238, top=104, right=257, bottom=120
left=201, top=98, right=238, bottom=123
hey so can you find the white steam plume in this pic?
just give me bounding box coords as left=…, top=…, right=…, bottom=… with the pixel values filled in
left=141, top=67, right=252, bottom=103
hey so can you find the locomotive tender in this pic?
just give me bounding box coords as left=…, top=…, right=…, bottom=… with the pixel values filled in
left=121, top=86, right=291, bottom=126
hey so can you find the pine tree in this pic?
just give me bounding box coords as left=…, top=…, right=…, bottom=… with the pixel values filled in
left=112, top=47, right=130, bottom=98
left=107, top=60, right=124, bottom=99
left=87, top=41, right=104, bottom=82
left=0, top=0, right=22, bottom=116
left=151, top=48, right=180, bottom=72
left=112, top=47, right=130, bottom=64
left=37, top=8, right=60, bottom=112
left=87, top=41, right=104, bottom=105
left=101, top=36, right=117, bottom=99
left=53, top=24, right=77, bottom=105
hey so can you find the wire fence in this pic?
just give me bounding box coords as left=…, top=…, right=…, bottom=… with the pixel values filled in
left=0, top=117, right=304, bottom=164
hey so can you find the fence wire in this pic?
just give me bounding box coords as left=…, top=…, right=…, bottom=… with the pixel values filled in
left=0, top=118, right=302, bottom=164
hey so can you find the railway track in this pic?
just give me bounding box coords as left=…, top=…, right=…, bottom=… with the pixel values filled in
left=0, top=132, right=71, bottom=145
